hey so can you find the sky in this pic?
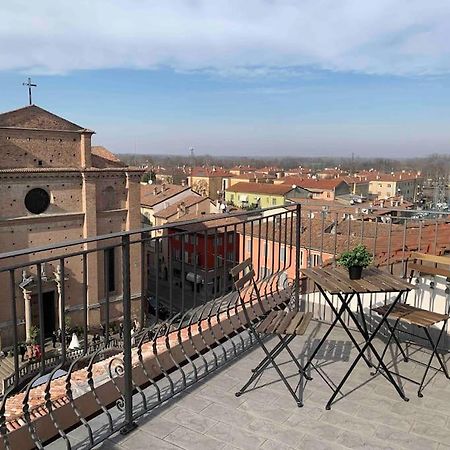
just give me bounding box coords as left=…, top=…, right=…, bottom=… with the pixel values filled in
left=1, top=0, right=450, bottom=158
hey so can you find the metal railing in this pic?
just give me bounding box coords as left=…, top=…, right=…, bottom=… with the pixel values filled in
left=0, top=203, right=448, bottom=449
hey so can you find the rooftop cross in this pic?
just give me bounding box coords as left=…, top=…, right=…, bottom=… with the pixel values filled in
left=22, top=77, right=37, bottom=105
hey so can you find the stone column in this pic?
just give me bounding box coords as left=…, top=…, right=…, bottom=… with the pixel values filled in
left=23, top=289, right=32, bottom=342
left=82, top=172, right=99, bottom=326
left=80, top=132, right=93, bottom=168
left=54, top=265, right=64, bottom=331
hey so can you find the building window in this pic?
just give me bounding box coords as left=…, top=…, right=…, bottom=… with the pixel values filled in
left=215, top=236, right=223, bottom=246
left=228, top=233, right=233, bottom=244
left=184, top=235, right=189, bottom=243
left=184, top=251, right=189, bottom=263
left=246, top=238, right=252, bottom=254
left=272, top=197, right=277, bottom=205
left=311, top=253, right=320, bottom=267
left=227, top=252, right=234, bottom=263
left=280, top=245, right=286, bottom=263
left=106, top=248, right=116, bottom=292
left=190, top=235, right=198, bottom=245
left=24, top=188, right=50, bottom=214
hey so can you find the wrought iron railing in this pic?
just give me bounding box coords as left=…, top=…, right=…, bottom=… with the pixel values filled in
left=0, top=203, right=448, bottom=449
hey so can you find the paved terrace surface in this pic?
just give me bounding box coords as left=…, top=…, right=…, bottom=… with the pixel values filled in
left=57, top=323, right=450, bottom=450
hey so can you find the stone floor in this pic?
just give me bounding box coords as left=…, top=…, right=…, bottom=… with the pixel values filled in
left=91, top=321, right=450, bottom=450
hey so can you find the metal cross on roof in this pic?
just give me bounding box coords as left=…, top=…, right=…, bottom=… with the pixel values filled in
left=22, top=77, right=37, bottom=105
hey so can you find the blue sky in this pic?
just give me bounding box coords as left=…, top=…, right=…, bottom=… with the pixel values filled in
left=1, top=1, right=450, bottom=157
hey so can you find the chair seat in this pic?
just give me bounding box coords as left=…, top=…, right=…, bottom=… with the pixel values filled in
left=372, top=304, right=448, bottom=327
left=256, top=310, right=312, bottom=336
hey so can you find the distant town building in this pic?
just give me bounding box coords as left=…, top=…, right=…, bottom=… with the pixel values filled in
left=141, top=183, right=192, bottom=227
left=277, top=177, right=350, bottom=201
left=364, top=172, right=424, bottom=202
left=225, top=182, right=310, bottom=208
left=189, top=167, right=232, bottom=200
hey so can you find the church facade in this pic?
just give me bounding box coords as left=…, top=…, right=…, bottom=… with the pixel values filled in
left=0, top=105, right=143, bottom=347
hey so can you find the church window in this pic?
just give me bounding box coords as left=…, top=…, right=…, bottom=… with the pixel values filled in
left=24, top=188, right=50, bottom=214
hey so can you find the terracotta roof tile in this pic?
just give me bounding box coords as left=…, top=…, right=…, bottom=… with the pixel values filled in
left=141, top=183, right=189, bottom=207
left=226, top=182, right=298, bottom=195
left=154, top=194, right=208, bottom=219
left=0, top=105, right=89, bottom=132
left=91, top=146, right=126, bottom=168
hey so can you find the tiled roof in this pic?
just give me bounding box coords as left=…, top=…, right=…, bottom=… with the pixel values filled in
left=190, top=167, right=231, bottom=177
left=243, top=217, right=450, bottom=265
left=141, top=183, right=189, bottom=207
left=282, top=177, right=348, bottom=190
left=226, top=182, right=297, bottom=195
left=154, top=194, right=207, bottom=219
left=0, top=105, right=90, bottom=132
left=91, top=146, right=126, bottom=168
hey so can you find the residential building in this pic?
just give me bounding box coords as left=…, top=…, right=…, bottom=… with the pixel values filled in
left=168, top=215, right=241, bottom=296
left=189, top=167, right=232, bottom=200
left=0, top=105, right=143, bottom=346
left=225, top=182, right=311, bottom=208
left=278, top=177, right=350, bottom=201
left=141, top=183, right=191, bottom=226
left=366, top=172, right=424, bottom=202
left=229, top=172, right=276, bottom=186
left=153, top=195, right=216, bottom=228
left=343, top=176, right=370, bottom=197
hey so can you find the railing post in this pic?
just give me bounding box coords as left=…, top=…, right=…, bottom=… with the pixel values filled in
left=295, top=203, right=301, bottom=311
left=120, top=234, right=137, bottom=435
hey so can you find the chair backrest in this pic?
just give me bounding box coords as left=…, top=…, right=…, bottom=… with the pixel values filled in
left=230, top=258, right=262, bottom=323
left=408, top=252, right=450, bottom=279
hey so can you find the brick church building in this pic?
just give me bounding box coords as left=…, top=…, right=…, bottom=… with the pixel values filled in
left=0, top=105, right=143, bottom=346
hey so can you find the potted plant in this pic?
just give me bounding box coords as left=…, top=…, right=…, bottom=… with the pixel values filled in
left=337, top=244, right=373, bottom=280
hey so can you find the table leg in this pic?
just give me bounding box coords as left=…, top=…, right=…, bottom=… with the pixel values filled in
left=304, top=289, right=372, bottom=373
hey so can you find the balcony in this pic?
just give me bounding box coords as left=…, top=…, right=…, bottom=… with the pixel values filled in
left=0, top=204, right=448, bottom=449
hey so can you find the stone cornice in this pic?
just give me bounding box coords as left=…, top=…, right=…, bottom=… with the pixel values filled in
left=0, top=212, right=85, bottom=226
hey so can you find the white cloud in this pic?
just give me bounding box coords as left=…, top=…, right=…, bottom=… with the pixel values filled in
left=1, top=0, right=450, bottom=76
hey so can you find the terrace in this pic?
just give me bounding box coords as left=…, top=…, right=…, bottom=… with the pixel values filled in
left=0, top=204, right=449, bottom=449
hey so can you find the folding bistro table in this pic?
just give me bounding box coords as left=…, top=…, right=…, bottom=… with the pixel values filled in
left=302, top=266, right=415, bottom=410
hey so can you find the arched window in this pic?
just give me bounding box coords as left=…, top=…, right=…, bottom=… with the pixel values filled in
left=103, top=186, right=116, bottom=210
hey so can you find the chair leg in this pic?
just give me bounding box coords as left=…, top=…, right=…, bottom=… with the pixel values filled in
left=384, top=318, right=408, bottom=362
left=281, top=336, right=313, bottom=381
left=371, top=318, right=398, bottom=376
left=235, top=332, right=303, bottom=407
left=418, top=324, right=449, bottom=397
left=250, top=334, right=296, bottom=378
left=251, top=334, right=293, bottom=373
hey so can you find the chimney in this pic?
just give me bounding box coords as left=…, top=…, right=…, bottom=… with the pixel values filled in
left=161, top=183, right=166, bottom=192
left=400, top=195, right=404, bottom=204
left=177, top=205, right=182, bottom=219
left=195, top=202, right=200, bottom=214
left=153, top=187, right=158, bottom=195
left=181, top=179, right=187, bottom=187
left=379, top=200, right=384, bottom=208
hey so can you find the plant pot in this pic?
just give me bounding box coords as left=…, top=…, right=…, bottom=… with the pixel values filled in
left=348, top=266, right=363, bottom=280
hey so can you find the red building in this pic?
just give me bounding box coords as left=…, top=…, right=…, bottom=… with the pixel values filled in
left=168, top=215, right=241, bottom=295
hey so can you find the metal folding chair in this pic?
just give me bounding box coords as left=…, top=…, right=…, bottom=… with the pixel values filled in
left=372, top=253, right=450, bottom=397
left=230, top=259, right=313, bottom=407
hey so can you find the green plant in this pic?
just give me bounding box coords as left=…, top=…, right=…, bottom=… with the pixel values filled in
left=29, top=326, right=40, bottom=344
left=337, top=244, right=373, bottom=268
